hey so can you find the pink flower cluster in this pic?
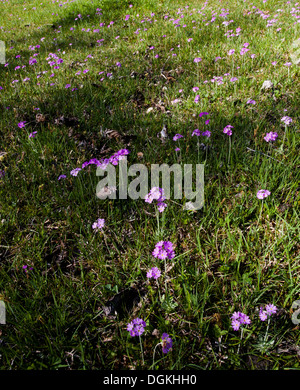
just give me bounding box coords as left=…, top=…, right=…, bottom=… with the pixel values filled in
left=145, top=187, right=167, bottom=212
left=259, top=304, right=277, bottom=321
left=92, top=218, right=105, bottom=231
left=127, top=318, right=146, bottom=337
left=231, top=311, right=251, bottom=331
left=152, top=241, right=175, bottom=260
left=146, top=266, right=161, bottom=279
left=223, top=124, right=233, bottom=136
left=264, top=132, right=278, bottom=142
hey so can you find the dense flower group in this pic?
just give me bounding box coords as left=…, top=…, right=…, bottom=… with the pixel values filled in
left=127, top=318, right=146, bottom=337
left=231, top=311, right=251, bottom=331
left=256, top=189, right=271, bottom=199
left=152, top=241, right=175, bottom=260
left=81, top=149, right=130, bottom=170
left=231, top=304, right=277, bottom=330
left=146, top=266, right=161, bottom=280
left=92, top=218, right=105, bottom=231
left=223, top=124, right=234, bottom=136
left=264, top=131, right=278, bottom=142
left=259, top=304, right=277, bottom=321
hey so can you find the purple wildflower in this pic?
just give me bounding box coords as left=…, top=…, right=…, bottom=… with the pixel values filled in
left=259, top=304, right=277, bottom=321
left=192, top=129, right=201, bottom=136
left=127, top=318, right=146, bottom=337
left=202, top=130, right=211, bottom=137
left=145, top=187, right=167, bottom=212
left=161, top=333, right=173, bottom=353
left=231, top=319, right=240, bottom=331
left=29, top=57, right=37, bottom=65
left=259, top=308, right=268, bottom=321
left=231, top=311, right=251, bottom=331
left=152, top=241, right=175, bottom=260
left=223, top=124, right=233, bottom=136
left=194, top=57, right=202, bottom=63
left=146, top=267, right=161, bottom=280
left=22, top=265, right=33, bottom=272
left=281, top=116, right=292, bottom=126
left=194, top=95, right=200, bottom=103
left=264, top=132, right=278, bottom=142
left=70, top=168, right=82, bottom=176
left=199, top=112, right=209, bottom=117
left=265, top=304, right=277, bottom=316
left=92, top=218, right=105, bottom=231
left=256, top=189, right=271, bottom=199
left=240, top=47, right=249, bottom=55
left=17, top=121, right=26, bottom=128
left=58, top=174, right=67, bottom=180
left=173, top=134, right=183, bottom=141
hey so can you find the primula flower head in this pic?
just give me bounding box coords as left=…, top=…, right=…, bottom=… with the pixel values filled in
left=194, top=57, right=202, bottom=63
left=152, top=241, right=175, bottom=260
left=199, top=112, right=209, bottom=117
left=281, top=116, right=292, bottom=126
left=58, top=174, right=66, bottom=180
left=145, top=187, right=167, bottom=212
left=127, top=318, right=146, bottom=337
left=192, top=129, right=201, bottom=136
left=223, top=124, right=233, bottom=136
left=70, top=168, right=82, bottom=176
left=264, top=132, right=278, bottom=142
left=256, top=189, right=271, bottom=199
left=17, top=121, right=26, bottom=128
left=173, top=134, right=183, bottom=141
left=202, top=130, right=211, bottom=137
left=231, top=311, right=251, bottom=330
left=259, top=308, right=268, bottom=321
left=259, top=304, right=277, bottom=321
left=92, top=218, right=105, bottom=231
left=265, top=303, right=277, bottom=316
left=231, top=319, right=240, bottom=331
left=161, top=333, right=173, bottom=353
left=146, top=266, right=161, bottom=280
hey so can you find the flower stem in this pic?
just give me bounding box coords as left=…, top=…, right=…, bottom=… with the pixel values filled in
left=228, top=136, right=231, bottom=166
left=257, top=200, right=264, bottom=225
left=139, top=335, right=144, bottom=365
left=156, top=209, right=160, bottom=237
left=237, top=327, right=243, bottom=354
left=152, top=342, right=162, bottom=369
left=264, top=317, right=270, bottom=343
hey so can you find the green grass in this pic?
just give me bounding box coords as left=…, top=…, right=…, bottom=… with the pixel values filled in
left=0, top=0, right=299, bottom=370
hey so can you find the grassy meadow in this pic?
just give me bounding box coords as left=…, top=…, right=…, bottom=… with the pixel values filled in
left=0, top=0, right=300, bottom=370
